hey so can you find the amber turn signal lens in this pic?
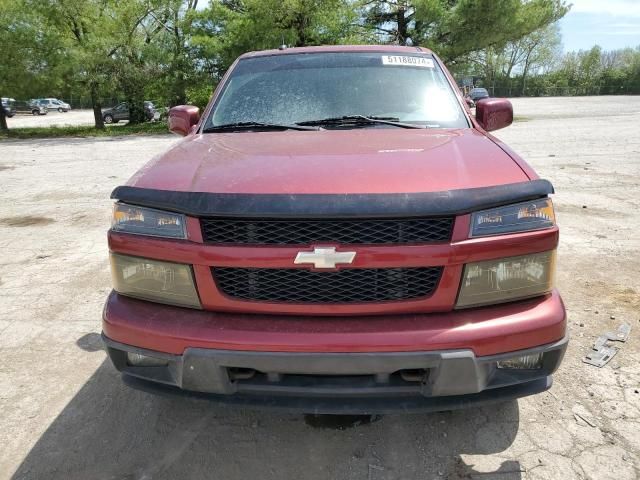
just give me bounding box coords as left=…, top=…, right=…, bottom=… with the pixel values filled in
left=470, top=198, right=555, bottom=237
left=112, top=203, right=186, bottom=239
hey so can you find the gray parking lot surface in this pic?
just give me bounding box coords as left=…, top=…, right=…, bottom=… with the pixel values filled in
left=6, top=109, right=97, bottom=128
left=0, top=96, right=639, bottom=479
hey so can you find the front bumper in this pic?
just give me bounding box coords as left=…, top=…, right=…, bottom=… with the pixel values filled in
left=103, top=290, right=567, bottom=413
left=103, top=290, right=566, bottom=356
left=104, top=334, right=567, bottom=414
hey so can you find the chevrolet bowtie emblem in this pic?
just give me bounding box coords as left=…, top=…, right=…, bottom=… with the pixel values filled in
left=294, top=247, right=356, bottom=269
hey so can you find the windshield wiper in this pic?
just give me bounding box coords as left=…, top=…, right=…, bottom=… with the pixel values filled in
left=296, top=115, right=425, bottom=129
left=202, top=122, right=319, bottom=133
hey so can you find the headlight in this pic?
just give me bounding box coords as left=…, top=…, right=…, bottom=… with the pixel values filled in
left=470, top=198, right=555, bottom=237
left=456, top=250, right=555, bottom=308
left=112, top=203, right=186, bottom=239
left=110, top=253, right=201, bottom=308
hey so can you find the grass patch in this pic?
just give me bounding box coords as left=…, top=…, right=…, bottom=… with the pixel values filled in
left=513, top=115, right=532, bottom=122
left=0, top=122, right=170, bottom=140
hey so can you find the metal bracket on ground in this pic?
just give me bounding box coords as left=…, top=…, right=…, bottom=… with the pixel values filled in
left=583, top=344, right=618, bottom=368
left=605, top=323, right=631, bottom=342
left=583, top=323, right=631, bottom=368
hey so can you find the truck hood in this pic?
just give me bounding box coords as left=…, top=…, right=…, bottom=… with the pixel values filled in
left=127, top=128, right=529, bottom=194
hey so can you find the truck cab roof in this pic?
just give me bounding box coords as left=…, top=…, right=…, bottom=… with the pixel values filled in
left=239, top=44, right=434, bottom=59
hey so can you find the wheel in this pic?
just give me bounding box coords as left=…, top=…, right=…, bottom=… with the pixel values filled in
left=32, top=110, right=39, bottom=116
left=104, top=114, right=114, bottom=124
left=58, top=107, right=64, bottom=112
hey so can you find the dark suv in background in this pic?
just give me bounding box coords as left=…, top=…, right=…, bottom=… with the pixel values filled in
left=469, top=87, right=490, bottom=103
left=13, top=100, right=47, bottom=116
left=102, top=101, right=156, bottom=124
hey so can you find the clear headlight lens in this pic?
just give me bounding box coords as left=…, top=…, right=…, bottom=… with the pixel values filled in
left=110, top=253, right=201, bottom=308
left=456, top=250, right=555, bottom=308
left=470, top=198, right=555, bottom=237
left=112, top=203, right=186, bottom=239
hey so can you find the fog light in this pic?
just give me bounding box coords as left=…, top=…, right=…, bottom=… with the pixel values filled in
left=126, top=352, right=168, bottom=367
left=497, top=352, right=543, bottom=370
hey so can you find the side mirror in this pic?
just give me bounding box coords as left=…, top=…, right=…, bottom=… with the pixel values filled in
left=168, top=105, right=200, bottom=136
left=475, top=98, right=513, bottom=132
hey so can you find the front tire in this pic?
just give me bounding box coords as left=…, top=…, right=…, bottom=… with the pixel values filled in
left=58, top=107, right=64, bottom=112
left=104, top=114, right=114, bottom=124
left=32, top=110, right=39, bottom=116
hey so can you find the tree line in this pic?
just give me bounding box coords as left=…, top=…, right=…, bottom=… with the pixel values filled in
left=1, top=0, right=570, bottom=130
left=457, top=25, right=640, bottom=97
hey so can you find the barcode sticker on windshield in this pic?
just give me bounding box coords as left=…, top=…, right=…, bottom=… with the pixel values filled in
left=382, top=56, right=434, bottom=68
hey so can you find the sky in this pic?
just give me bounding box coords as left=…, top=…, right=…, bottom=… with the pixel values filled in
left=560, top=0, right=640, bottom=51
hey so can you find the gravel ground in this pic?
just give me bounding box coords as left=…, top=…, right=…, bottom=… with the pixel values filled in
left=0, top=96, right=639, bottom=480
left=6, top=109, right=97, bottom=128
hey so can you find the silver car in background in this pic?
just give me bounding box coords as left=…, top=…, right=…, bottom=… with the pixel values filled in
left=33, top=98, right=71, bottom=112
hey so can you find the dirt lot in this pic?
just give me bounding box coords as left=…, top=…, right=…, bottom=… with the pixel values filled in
left=0, top=96, right=639, bottom=480
left=6, top=109, right=97, bottom=128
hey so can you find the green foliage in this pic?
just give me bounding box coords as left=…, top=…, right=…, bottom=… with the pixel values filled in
left=190, top=0, right=366, bottom=78
left=360, top=0, right=569, bottom=62
left=0, top=0, right=67, bottom=95
left=0, top=0, right=69, bottom=128
left=461, top=37, right=640, bottom=97
left=0, top=122, right=169, bottom=140
left=142, top=0, right=204, bottom=107
left=185, top=83, right=216, bottom=111
left=456, top=24, right=562, bottom=95
left=10, top=0, right=624, bottom=133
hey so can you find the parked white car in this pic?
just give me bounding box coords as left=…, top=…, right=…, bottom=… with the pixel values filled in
left=33, top=98, right=71, bottom=112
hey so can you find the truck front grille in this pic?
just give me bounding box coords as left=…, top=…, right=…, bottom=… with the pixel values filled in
left=212, top=267, right=443, bottom=303
left=200, top=217, right=453, bottom=245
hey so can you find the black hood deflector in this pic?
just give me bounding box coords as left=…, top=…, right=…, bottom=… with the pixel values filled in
left=111, top=179, right=554, bottom=218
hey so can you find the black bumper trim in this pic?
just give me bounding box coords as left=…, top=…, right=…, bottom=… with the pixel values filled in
left=110, top=179, right=554, bottom=218
left=103, top=334, right=567, bottom=413
left=121, top=373, right=552, bottom=414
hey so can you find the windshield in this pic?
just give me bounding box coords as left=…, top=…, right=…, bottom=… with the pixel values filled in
left=205, top=52, right=468, bottom=130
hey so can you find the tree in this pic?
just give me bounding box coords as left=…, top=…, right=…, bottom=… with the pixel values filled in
left=513, top=24, right=561, bottom=94
left=360, top=0, right=569, bottom=63
left=455, top=22, right=561, bottom=96
left=0, top=0, right=64, bottom=130
left=31, top=0, right=119, bottom=128
left=31, top=0, right=166, bottom=127
left=144, top=0, right=202, bottom=107
left=108, top=1, right=157, bottom=124
left=361, top=0, right=418, bottom=45
left=192, top=0, right=365, bottom=80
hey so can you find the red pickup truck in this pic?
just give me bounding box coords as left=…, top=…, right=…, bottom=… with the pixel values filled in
left=103, top=45, right=567, bottom=413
